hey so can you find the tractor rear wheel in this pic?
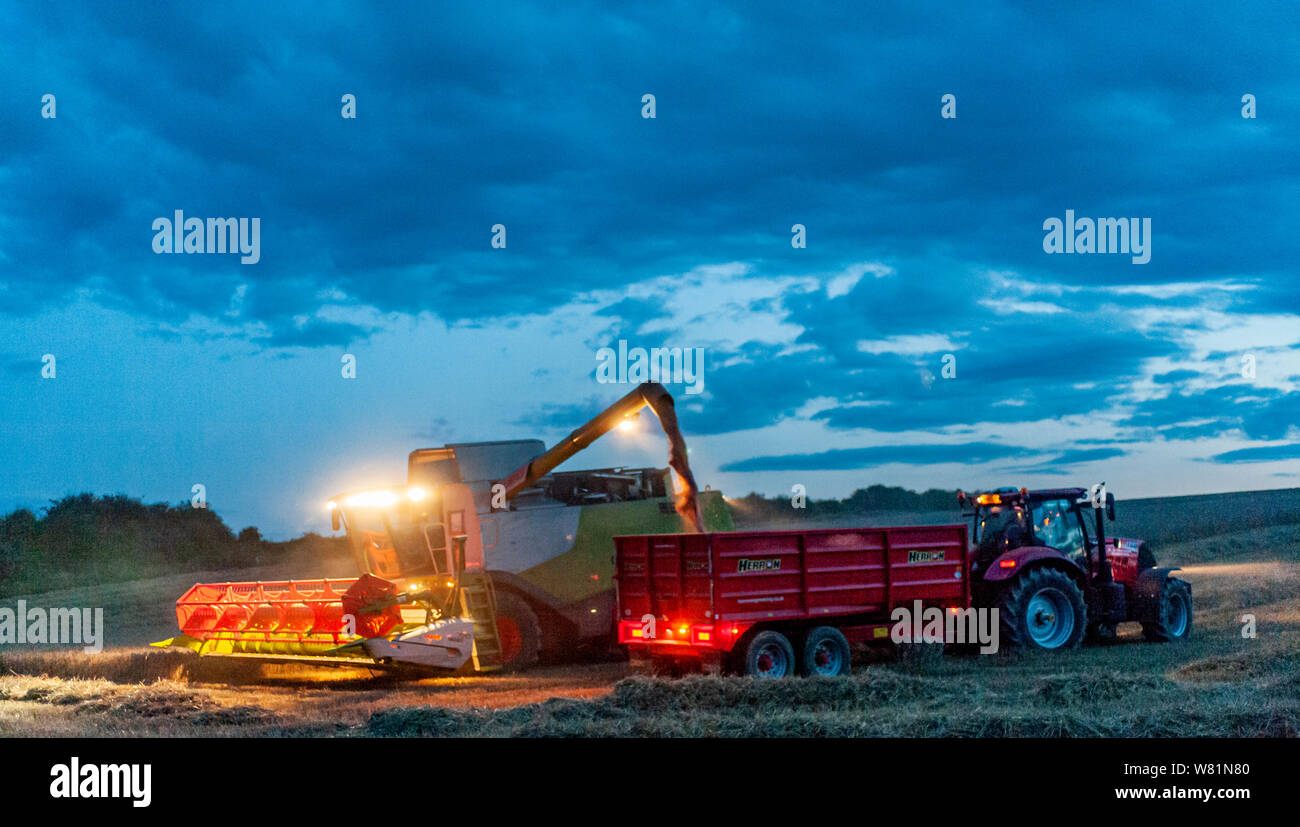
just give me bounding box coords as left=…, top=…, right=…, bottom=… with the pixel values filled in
left=1143, top=578, right=1192, bottom=642
left=740, top=630, right=796, bottom=678
left=799, top=626, right=851, bottom=676
left=998, top=568, right=1087, bottom=651
left=493, top=591, right=541, bottom=671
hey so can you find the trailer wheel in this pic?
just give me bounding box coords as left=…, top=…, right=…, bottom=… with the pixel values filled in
left=741, top=631, right=795, bottom=678
left=493, top=591, right=541, bottom=671
left=998, top=568, right=1086, bottom=650
left=800, top=627, right=851, bottom=677
left=1143, top=578, right=1192, bottom=642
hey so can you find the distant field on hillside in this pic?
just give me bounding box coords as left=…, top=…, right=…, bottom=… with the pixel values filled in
left=732, top=487, right=1300, bottom=549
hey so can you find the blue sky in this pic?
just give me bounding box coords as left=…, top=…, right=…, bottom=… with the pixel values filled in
left=1, top=1, right=1297, bottom=538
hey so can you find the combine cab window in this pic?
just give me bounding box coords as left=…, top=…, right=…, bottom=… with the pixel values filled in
left=345, top=508, right=446, bottom=579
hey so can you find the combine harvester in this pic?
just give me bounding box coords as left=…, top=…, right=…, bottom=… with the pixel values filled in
left=155, top=383, right=731, bottom=673
left=616, top=484, right=1192, bottom=676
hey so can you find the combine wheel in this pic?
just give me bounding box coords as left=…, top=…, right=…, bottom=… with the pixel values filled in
left=739, top=630, right=795, bottom=678
left=998, top=568, right=1087, bottom=650
left=1143, top=578, right=1192, bottom=642
left=494, top=591, right=541, bottom=671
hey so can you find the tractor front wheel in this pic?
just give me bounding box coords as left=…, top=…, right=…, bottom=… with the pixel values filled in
left=1143, top=578, right=1192, bottom=642
left=998, top=568, right=1087, bottom=651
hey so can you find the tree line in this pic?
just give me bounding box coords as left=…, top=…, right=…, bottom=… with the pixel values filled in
left=0, top=493, right=348, bottom=598
left=729, top=484, right=962, bottom=524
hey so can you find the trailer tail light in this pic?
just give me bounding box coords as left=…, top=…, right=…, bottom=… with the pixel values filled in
left=999, top=559, right=1017, bottom=568
left=617, top=621, right=649, bottom=643
left=713, top=624, right=743, bottom=650
left=618, top=620, right=728, bottom=648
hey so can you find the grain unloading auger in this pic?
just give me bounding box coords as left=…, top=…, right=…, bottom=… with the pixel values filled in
left=154, top=382, right=703, bottom=672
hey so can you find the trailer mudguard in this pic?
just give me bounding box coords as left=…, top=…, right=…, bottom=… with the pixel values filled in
left=1132, top=566, right=1182, bottom=624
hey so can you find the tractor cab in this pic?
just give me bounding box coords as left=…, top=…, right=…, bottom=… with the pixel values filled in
left=961, top=486, right=1122, bottom=577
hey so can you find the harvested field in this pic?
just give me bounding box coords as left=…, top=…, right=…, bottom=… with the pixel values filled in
left=2, top=519, right=1297, bottom=738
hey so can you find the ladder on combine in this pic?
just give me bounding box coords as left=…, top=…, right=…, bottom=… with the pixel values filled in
left=459, top=569, right=503, bottom=672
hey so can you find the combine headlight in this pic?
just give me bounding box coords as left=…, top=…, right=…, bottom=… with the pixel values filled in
left=346, top=490, right=398, bottom=508
left=407, top=487, right=427, bottom=502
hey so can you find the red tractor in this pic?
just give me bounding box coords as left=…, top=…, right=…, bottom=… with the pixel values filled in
left=960, top=484, right=1192, bottom=649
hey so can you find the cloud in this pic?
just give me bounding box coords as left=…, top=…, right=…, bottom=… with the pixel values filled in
left=1123, top=385, right=1300, bottom=442
left=2, top=2, right=1298, bottom=535
left=1008, top=446, right=1128, bottom=474
left=3, top=1, right=1297, bottom=343
left=719, top=442, right=1036, bottom=472
left=1211, top=444, right=1300, bottom=464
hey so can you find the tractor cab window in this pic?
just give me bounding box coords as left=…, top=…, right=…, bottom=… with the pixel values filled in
left=1035, top=498, right=1087, bottom=569
left=976, top=505, right=1030, bottom=558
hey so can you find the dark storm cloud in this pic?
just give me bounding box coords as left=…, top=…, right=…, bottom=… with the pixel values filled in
left=4, top=0, right=1298, bottom=338
left=593, top=297, right=672, bottom=334
left=1122, top=385, right=1300, bottom=442
left=1, top=0, right=1297, bottom=498
left=1008, top=446, right=1129, bottom=475
left=258, top=318, right=378, bottom=349
left=513, top=397, right=608, bottom=432
left=1153, top=369, right=1202, bottom=385
left=1211, top=444, right=1300, bottom=464
left=1051, top=447, right=1128, bottom=465
left=719, top=441, right=1037, bottom=472
left=669, top=263, right=1181, bottom=436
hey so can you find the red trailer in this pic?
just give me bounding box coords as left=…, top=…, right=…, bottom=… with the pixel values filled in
left=614, top=524, right=969, bottom=677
